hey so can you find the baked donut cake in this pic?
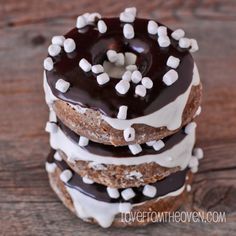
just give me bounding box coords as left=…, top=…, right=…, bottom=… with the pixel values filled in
left=43, top=7, right=204, bottom=228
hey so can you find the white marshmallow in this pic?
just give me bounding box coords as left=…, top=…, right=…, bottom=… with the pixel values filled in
left=122, top=71, right=132, bottom=81
left=142, top=185, right=157, bottom=198
left=115, top=53, right=125, bottom=66
left=82, top=176, right=94, bottom=184
left=117, top=106, right=128, bottom=120
left=120, top=12, right=135, bottom=23
left=63, top=38, right=76, bottom=53
left=125, top=52, right=137, bottom=65
left=157, top=26, right=167, bottom=36
left=115, top=80, right=130, bottom=95
left=107, top=50, right=118, bottom=63
left=194, top=106, right=202, bottom=117
left=78, top=136, right=89, bottom=147
left=123, top=127, right=135, bottom=142
left=187, top=185, right=191, bottom=192
left=141, top=77, right=153, bottom=89
left=97, top=72, right=110, bottom=85
left=190, top=39, right=199, bottom=52
left=79, top=58, right=92, bottom=72
left=52, top=35, right=65, bottom=46
left=121, top=188, right=135, bottom=200
left=126, top=65, right=138, bottom=71
left=48, top=44, right=61, bottom=57
left=128, top=144, right=142, bottom=155
left=87, top=12, right=101, bottom=23
left=55, top=79, right=70, bottom=93
left=146, top=140, right=156, bottom=146
left=131, top=70, right=142, bottom=84
left=188, top=156, right=199, bottom=168
left=135, top=85, right=147, bottom=97
left=60, top=169, right=73, bottom=183
left=124, top=7, right=137, bottom=17
left=147, top=20, right=158, bottom=34
left=163, top=69, right=178, bottom=86
left=193, top=148, right=204, bottom=159
left=158, top=36, right=171, bottom=47
left=179, top=37, right=191, bottom=49
left=119, top=203, right=132, bottom=213
left=184, top=122, right=197, bottom=134
left=43, top=57, right=53, bottom=71
left=45, top=122, right=57, bottom=133
left=76, top=15, right=87, bottom=28
left=153, top=140, right=165, bottom=151
left=166, top=56, right=180, bottom=69
left=54, top=152, right=62, bottom=161
left=92, top=64, right=104, bottom=74
left=45, top=162, right=57, bottom=173
left=97, top=20, right=107, bottom=33
left=107, top=187, right=120, bottom=199
left=171, top=29, right=185, bottom=40
left=123, top=24, right=135, bottom=39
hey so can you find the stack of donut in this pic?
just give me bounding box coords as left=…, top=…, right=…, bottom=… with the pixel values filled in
left=43, top=8, right=203, bottom=228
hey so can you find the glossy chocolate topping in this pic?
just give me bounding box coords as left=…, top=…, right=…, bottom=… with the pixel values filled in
left=47, top=149, right=187, bottom=203
left=46, top=17, right=194, bottom=119
left=57, top=119, right=187, bottom=157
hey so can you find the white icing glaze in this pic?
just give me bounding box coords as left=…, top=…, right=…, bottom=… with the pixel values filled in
left=49, top=125, right=195, bottom=168
left=65, top=184, right=185, bottom=228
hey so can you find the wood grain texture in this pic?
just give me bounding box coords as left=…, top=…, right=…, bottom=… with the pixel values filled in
left=0, top=0, right=236, bottom=235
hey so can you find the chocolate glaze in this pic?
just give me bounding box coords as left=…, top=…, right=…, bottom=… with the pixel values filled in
left=46, top=18, right=194, bottom=119
left=47, top=149, right=187, bottom=203
left=57, top=119, right=187, bottom=157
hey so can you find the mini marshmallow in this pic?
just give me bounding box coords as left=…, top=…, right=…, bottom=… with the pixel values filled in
left=124, top=7, right=137, bottom=17
left=117, top=105, right=128, bottom=120
left=97, top=20, right=107, bottom=33
left=188, top=156, right=199, bottom=168
left=128, top=144, right=142, bottom=155
left=163, top=69, right=178, bottom=86
left=52, top=35, right=65, bottom=46
left=97, top=72, right=110, bottom=85
left=78, top=136, right=89, bottom=147
left=43, top=57, right=53, bottom=71
left=135, top=85, right=147, bottom=97
left=122, top=71, right=132, bottom=81
left=55, top=79, right=70, bottom=93
left=179, top=37, right=191, bottom=49
left=166, top=56, right=180, bottom=69
left=157, top=26, right=167, bottom=36
left=194, top=106, right=202, bottom=117
left=107, top=50, right=118, bottom=63
left=153, top=140, right=165, bottom=151
left=171, top=29, right=185, bottom=40
left=79, top=58, right=92, bottom=72
left=87, top=12, right=102, bottom=23
left=92, top=64, right=104, bottom=74
left=125, top=52, right=137, bottom=65
left=115, top=53, right=125, bottom=66
left=115, top=80, right=130, bottom=95
left=123, top=127, right=135, bottom=142
left=45, top=122, right=57, bottom=133
left=60, top=169, right=72, bottom=183
left=193, top=148, right=204, bottom=159
left=54, top=152, right=62, bottom=161
left=48, top=44, right=61, bottom=57
left=146, top=140, right=156, bottom=146
left=76, top=15, right=87, bottom=28
left=107, top=187, right=120, bottom=199
left=120, top=12, right=135, bottom=23
left=187, top=185, right=191, bottom=192
left=82, top=176, right=94, bottom=184
left=141, top=77, right=153, bottom=89
left=49, top=111, right=57, bottom=122
left=126, top=65, right=138, bottom=71
left=123, top=24, right=135, bottom=39
left=147, top=20, right=158, bottom=34
left=121, top=188, right=135, bottom=200
left=158, top=36, right=171, bottom=47
left=63, top=38, right=76, bottom=53
left=190, top=39, right=199, bottom=52
left=142, top=185, right=157, bottom=198
left=184, top=122, right=197, bottom=134
left=45, top=162, right=57, bottom=173
left=119, top=203, right=132, bottom=213
left=131, top=70, right=142, bottom=84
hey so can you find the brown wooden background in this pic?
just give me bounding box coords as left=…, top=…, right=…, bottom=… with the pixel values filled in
left=0, top=0, right=236, bottom=235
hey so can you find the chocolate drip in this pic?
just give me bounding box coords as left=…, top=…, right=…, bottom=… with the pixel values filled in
left=46, top=18, right=193, bottom=119
left=47, top=150, right=187, bottom=204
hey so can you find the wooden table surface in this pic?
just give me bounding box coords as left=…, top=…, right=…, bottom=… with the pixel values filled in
left=0, top=0, right=236, bottom=235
